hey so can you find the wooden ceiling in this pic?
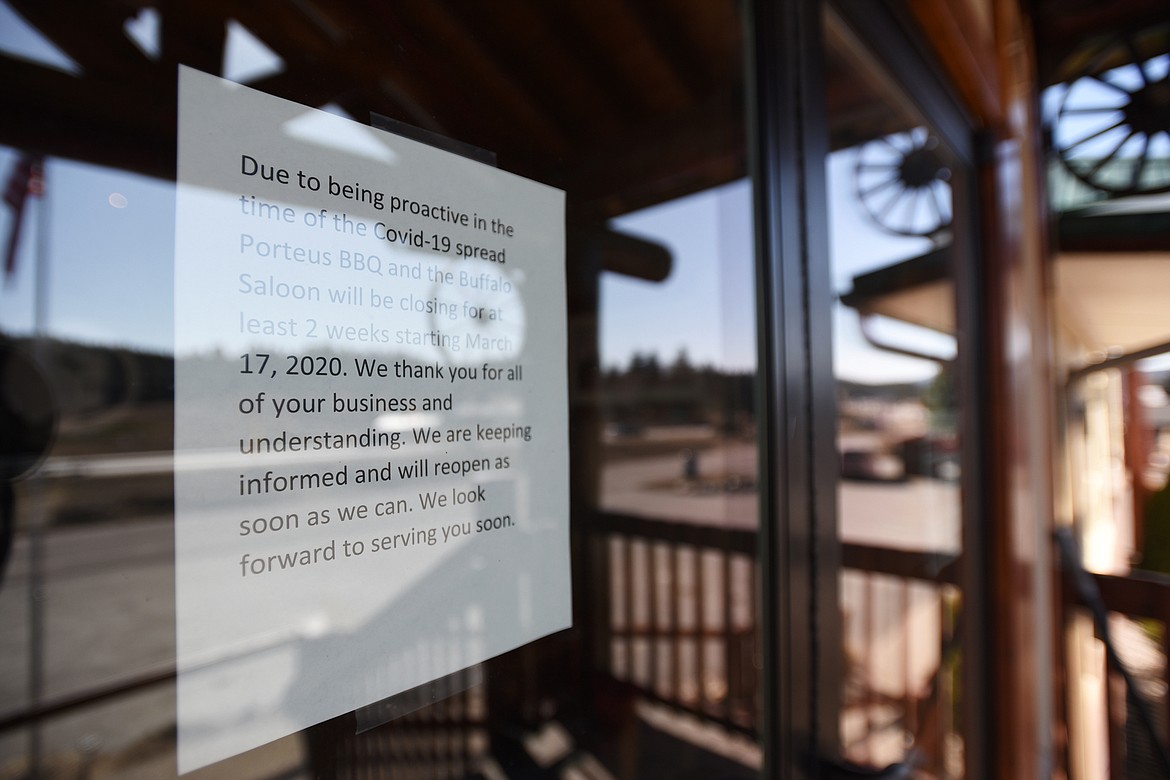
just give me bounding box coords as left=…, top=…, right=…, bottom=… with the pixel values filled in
left=1, top=0, right=748, bottom=218
left=4, top=0, right=946, bottom=220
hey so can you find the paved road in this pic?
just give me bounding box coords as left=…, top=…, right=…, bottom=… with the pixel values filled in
left=601, top=441, right=961, bottom=554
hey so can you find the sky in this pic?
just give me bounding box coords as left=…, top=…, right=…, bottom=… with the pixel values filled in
left=602, top=180, right=755, bottom=372
left=601, top=155, right=950, bottom=382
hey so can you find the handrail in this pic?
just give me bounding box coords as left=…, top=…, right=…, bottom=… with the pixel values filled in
left=1090, top=570, right=1170, bottom=621
left=589, top=511, right=757, bottom=554
left=1056, top=528, right=1170, bottom=777
left=0, top=666, right=175, bottom=733
left=841, top=543, right=959, bottom=584
left=1067, top=339, right=1170, bottom=383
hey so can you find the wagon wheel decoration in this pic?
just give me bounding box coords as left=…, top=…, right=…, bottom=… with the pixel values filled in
left=853, top=127, right=952, bottom=240
left=1054, top=27, right=1170, bottom=196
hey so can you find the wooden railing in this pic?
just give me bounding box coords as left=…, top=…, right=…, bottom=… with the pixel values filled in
left=2, top=509, right=973, bottom=778
left=590, top=512, right=760, bottom=735
left=1091, top=571, right=1170, bottom=732
left=1066, top=569, right=1170, bottom=778
left=590, top=510, right=962, bottom=777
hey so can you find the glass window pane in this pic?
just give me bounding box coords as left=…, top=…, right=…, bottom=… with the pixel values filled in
left=0, top=1, right=761, bottom=777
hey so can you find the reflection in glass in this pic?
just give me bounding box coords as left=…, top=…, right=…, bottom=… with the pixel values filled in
left=825, top=12, right=965, bottom=776
left=599, top=180, right=757, bottom=527
left=0, top=0, right=761, bottom=775
left=1051, top=41, right=1170, bottom=196
left=853, top=128, right=952, bottom=239
left=592, top=178, right=760, bottom=764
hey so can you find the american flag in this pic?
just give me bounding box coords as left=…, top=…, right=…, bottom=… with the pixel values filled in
left=3, top=153, right=44, bottom=279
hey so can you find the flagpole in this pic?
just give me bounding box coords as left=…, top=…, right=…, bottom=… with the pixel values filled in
left=28, top=156, right=48, bottom=774
left=33, top=159, right=48, bottom=334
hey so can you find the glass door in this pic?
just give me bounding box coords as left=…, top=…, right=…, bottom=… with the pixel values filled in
left=0, top=2, right=769, bottom=778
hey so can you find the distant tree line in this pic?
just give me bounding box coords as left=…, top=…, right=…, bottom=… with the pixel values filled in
left=600, top=350, right=755, bottom=434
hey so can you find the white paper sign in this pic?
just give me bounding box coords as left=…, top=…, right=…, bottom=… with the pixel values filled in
left=174, top=67, right=570, bottom=773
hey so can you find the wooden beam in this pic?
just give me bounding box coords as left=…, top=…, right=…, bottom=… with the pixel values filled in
left=620, top=0, right=712, bottom=99
left=644, top=0, right=744, bottom=88
left=444, top=0, right=626, bottom=141
left=566, top=91, right=747, bottom=216
left=559, top=0, right=694, bottom=117
left=905, top=0, right=1002, bottom=127
left=161, top=1, right=225, bottom=76
left=389, top=0, right=571, bottom=158
left=0, top=55, right=173, bottom=178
